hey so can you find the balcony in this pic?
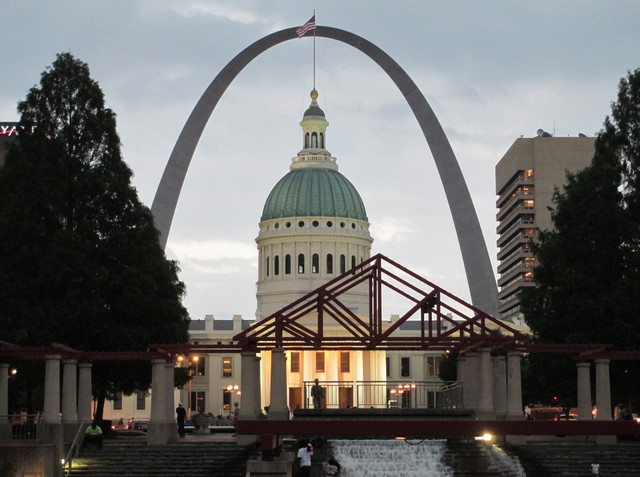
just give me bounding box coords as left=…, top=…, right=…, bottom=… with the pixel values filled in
left=301, top=380, right=463, bottom=410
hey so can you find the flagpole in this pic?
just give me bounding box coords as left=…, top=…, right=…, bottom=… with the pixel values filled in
left=313, top=10, right=316, bottom=90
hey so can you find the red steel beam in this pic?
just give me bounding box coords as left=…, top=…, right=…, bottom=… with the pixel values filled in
left=237, top=419, right=640, bottom=437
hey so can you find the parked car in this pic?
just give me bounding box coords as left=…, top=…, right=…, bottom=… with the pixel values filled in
left=183, top=419, right=194, bottom=434
left=128, top=419, right=149, bottom=432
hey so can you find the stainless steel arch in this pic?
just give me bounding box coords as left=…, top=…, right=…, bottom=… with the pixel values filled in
left=151, top=26, right=498, bottom=316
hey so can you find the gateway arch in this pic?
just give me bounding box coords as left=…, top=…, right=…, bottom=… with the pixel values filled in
left=151, top=25, right=499, bottom=317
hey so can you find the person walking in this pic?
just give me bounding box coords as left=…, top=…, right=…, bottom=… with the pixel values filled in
left=176, top=402, right=186, bottom=437
left=296, top=440, right=313, bottom=477
left=311, top=379, right=324, bottom=409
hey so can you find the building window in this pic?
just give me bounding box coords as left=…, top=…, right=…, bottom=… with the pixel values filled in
left=340, top=255, right=346, bottom=274
left=316, top=352, right=325, bottom=373
left=223, top=357, right=233, bottom=377
left=136, top=391, right=146, bottom=410
left=290, top=352, right=300, bottom=373
left=320, top=132, right=324, bottom=148
left=305, top=132, right=309, bottom=149
left=401, top=357, right=411, bottom=377
left=223, top=389, right=232, bottom=410
left=190, top=391, right=206, bottom=414
left=298, top=254, right=305, bottom=274
left=113, top=392, right=122, bottom=411
left=191, top=356, right=205, bottom=376
left=351, top=255, right=356, bottom=271
left=274, top=255, right=280, bottom=276
left=386, top=357, right=390, bottom=377
left=426, top=356, right=441, bottom=377
left=285, top=254, right=291, bottom=274
left=312, top=253, right=319, bottom=273
left=311, top=132, right=318, bottom=148
left=266, top=257, right=269, bottom=277
left=340, top=352, right=350, bottom=373
left=326, top=254, right=333, bottom=274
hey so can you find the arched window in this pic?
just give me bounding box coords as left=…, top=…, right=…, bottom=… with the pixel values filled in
left=320, top=132, right=325, bottom=148
left=340, top=254, right=346, bottom=274
left=311, top=132, right=318, bottom=148
left=305, top=132, right=309, bottom=149
left=274, top=255, right=280, bottom=276
left=312, top=253, right=319, bottom=274
left=285, top=254, right=291, bottom=275
left=266, top=257, right=270, bottom=277
left=298, top=254, right=305, bottom=274
left=326, top=254, right=334, bottom=274
left=351, top=255, right=356, bottom=271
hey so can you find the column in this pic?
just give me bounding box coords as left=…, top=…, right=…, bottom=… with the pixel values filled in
left=493, top=355, right=507, bottom=419
left=165, top=362, right=177, bottom=442
left=328, top=351, right=338, bottom=408
left=62, top=359, right=78, bottom=441
left=268, top=349, right=289, bottom=420
left=576, top=362, right=592, bottom=420
left=476, top=348, right=494, bottom=419
left=456, top=354, right=468, bottom=409
left=77, top=363, right=93, bottom=423
left=506, top=351, right=525, bottom=446
left=239, top=352, right=261, bottom=446
left=148, top=359, right=169, bottom=445
left=506, top=352, right=523, bottom=419
left=43, top=354, right=63, bottom=466
left=0, top=364, right=9, bottom=439
left=595, top=359, right=612, bottom=420
left=595, top=358, right=615, bottom=444
left=43, top=355, right=62, bottom=423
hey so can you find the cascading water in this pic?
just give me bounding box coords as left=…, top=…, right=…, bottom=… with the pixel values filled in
left=330, top=439, right=455, bottom=477
left=485, top=445, right=527, bottom=477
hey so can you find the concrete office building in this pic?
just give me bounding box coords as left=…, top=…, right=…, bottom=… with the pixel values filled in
left=495, top=130, right=596, bottom=324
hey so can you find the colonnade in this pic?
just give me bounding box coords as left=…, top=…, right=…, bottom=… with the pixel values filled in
left=0, top=352, right=616, bottom=447
left=456, top=349, right=613, bottom=423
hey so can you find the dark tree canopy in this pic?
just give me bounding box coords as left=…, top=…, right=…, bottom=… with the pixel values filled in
left=0, top=53, right=190, bottom=414
left=521, top=68, right=640, bottom=408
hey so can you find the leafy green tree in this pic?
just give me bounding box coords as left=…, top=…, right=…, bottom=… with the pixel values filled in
left=0, top=53, right=190, bottom=418
left=521, top=68, right=640, bottom=409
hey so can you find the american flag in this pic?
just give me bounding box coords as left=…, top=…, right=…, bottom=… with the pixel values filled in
left=296, top=15, right=316, bottom=38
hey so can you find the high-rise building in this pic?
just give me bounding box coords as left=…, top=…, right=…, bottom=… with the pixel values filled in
left=495, top=130, right=596, bottom=324
left=0, top=122, right=20, bottom=166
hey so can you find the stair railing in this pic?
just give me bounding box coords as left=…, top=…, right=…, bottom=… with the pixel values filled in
left=62, top=418, right=89, bottom=476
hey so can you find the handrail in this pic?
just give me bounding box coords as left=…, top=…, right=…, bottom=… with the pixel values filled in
left=62, top=418, right=88, bottom=476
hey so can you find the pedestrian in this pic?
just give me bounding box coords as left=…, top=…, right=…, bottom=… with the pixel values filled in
left=591, top=460, right=600, bottom=475
left=311, top=379, right=324, bottom=409
left=176, top=402, right=186, bottom=437
left=296, top=440, right=313, bottom=477
left=233, top=402, right=240, bottom=428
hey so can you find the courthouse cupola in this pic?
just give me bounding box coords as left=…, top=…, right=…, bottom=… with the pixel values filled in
left=255, top=90, right=373, bottom=319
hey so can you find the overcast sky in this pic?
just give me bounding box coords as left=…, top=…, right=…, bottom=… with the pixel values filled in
left=2, top=1, right=639, bottom=322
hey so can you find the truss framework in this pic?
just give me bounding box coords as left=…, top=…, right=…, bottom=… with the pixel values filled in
left=233, top=254, right=528, bottom=352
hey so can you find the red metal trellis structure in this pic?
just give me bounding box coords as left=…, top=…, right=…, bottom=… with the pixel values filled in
left=233, top=253, right=529, bottom=352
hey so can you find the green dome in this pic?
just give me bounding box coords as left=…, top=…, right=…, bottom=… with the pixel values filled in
left=261, top=168, right=368, bottom=221
left=303, top=105, right=325, bottom=118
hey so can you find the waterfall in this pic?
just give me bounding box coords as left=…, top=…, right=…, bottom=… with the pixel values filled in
left=485, top=445, right=527, bottom=477
left=330, top=439, right=455, bottom=477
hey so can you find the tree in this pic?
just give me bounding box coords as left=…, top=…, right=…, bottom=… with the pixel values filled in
left=0, top=53, right=190, bottom=417
left=521, top=68, right=640, bottom=409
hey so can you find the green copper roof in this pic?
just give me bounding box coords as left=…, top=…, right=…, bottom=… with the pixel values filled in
left=303, top=105, right=325, bottom=117
left=261, top=168, right=367, bottom=221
